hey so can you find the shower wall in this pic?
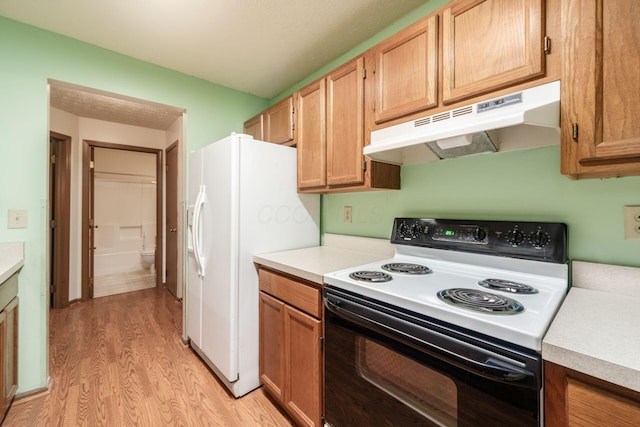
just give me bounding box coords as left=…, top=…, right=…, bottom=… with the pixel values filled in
left=93, top=148, right=157, bottom=276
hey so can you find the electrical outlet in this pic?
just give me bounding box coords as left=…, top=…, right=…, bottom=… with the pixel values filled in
left=623, top=205, right=640, bottom=240
left=344, top=206, right=352, bottom=223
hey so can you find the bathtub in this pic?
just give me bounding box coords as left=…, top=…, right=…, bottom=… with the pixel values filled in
left=94, top=250, right=144, bottom=276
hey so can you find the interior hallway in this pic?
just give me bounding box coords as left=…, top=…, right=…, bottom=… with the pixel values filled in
left=4, top=287, right=293, bottom=426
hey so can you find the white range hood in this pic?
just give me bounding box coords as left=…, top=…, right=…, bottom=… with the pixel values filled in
left=365, top=80, right=561, bottom=165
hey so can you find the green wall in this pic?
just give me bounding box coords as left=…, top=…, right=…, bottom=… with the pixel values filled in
left=324, top=146, right=640, bottom=267
left=0, top=16, right=268, bottom=393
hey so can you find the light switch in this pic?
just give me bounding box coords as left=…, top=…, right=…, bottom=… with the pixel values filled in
left=8, top=209, right=27, bottom=229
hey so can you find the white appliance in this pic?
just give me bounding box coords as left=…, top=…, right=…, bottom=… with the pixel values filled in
left=187, top=133, right=320, bottom=397
left=323, top=218, right=568, bottom=426
left=365, top=80, right=561, bottom=165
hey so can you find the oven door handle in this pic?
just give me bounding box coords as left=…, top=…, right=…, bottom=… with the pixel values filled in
left=325, top=295, right=536, bottom=386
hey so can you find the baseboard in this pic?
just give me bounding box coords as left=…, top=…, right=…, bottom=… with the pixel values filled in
left=12, top=377, right=51, bottom=405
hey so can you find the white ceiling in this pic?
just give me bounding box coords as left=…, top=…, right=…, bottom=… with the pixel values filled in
left=1, top=0, right=428, bottom=99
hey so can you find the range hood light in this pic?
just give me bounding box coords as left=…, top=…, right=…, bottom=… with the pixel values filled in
left=436, top=134, right=472, bottom=150
left=427, top=132, right=497, bottom=159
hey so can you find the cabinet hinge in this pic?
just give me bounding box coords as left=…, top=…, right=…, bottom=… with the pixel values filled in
left=89, top=160, right=95, bottom=169
left=572, top=123, right=579, bottom=140
left=362, top=160, right=367, bottom=171
left=372, top=100, right=375, bottom=112
left=544, top=36, right=551, bottom=54
left=362, top=68, right=367, bottom=79
left=50, top=219, right=55, bottom=228
left=50, top=154, right=56, bottom=164
left=89, top=218, right=94, bottom=227
left=320, top=336, right=324, bottom=349
left=50, top=284, right=56, bottom=293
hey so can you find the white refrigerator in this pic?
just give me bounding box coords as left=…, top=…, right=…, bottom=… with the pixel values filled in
left=187, top=133, right=320, bottom=397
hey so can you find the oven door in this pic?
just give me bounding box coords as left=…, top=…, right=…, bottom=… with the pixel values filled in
left=324, top=287, right=541, bottom=427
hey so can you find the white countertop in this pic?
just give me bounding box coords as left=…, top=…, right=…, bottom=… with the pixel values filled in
left=543, top=260, right=640, bottom=393
left=253, top=233, right=394, bottom=284
left=0, top=242, right=25, bottom=284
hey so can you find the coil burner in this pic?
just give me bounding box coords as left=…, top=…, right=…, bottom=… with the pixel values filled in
left=381, top=263, right=432, bottom=275
left=349, top=271, right=393, bottom=283
left=437, top=288, right=524, bottom=315
left=478, top=278, right=538, bottom=294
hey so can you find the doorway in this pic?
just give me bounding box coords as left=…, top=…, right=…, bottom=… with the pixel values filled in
left=82, top=141, right=163, bottom=299
left=49, top=132, right=72, bottom=309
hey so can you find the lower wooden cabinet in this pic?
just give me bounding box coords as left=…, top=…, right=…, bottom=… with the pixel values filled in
left=545, top=361, right=640, bottom=426
left=0, top=272, right=19, bottom=423
left=258, top=268, right=322, bottom=427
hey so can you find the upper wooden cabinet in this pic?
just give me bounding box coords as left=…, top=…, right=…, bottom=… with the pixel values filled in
left=243, top=95, right=295, bottom=145
left=243, top=113, right=263, bottom=141
left=442, top=0, right=546, bottom=105
left=373, top=14, right=438, bottom=124
left=561, top=0, right=640, bottom=179
left=297, top=56, right=400, bottom=193
left=265, top=96, right=296, bottom=145
left=297, top=78, right=327, bottom=190
left=326, top=57, right=365, bottom=186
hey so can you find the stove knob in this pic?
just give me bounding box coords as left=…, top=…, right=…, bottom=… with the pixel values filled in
left=409, top=223, right=424, bottom=238
left=473, top=227, right=487, bottom=242
left=529, top=230, right=550, bottom=248
left=505, top=229, right=525, bottom=246
left=397, top=221, right=410, bottom=238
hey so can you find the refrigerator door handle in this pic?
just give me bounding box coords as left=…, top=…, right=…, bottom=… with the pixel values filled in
left=192, top=184, right=206, bottom=277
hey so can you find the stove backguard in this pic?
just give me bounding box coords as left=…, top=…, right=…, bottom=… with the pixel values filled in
left=391, top=218, right=567, bottom=264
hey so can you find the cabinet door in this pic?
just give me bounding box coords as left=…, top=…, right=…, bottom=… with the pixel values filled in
left=442, top=0, right=545, bottom=104
left=259, top=292, right=285, bottom=404
left=326, top=57, right=365, bottom=187
left=0, top=309, right=5, bottom=418
left=284, top=305, right=322, bottom=427
left=265, top=96, right=295, bottom=145
left=243, top=114, right=264, bottom=141
left=561, top=0, right=640, bottom=178
left=374, top=14, right=438, bottom=124
left=3, top=298, right=17, bottom=410
left=297, top=79, right=327, bottom=190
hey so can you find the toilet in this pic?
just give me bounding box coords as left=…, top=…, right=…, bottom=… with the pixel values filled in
left=140, top=249, right=156, bottom=274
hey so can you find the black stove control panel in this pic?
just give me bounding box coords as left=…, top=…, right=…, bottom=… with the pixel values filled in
left=391, top=218, right=567, bottom=263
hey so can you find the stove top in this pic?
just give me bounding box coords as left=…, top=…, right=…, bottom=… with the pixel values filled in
left=323, top=218, right=569, bottom=351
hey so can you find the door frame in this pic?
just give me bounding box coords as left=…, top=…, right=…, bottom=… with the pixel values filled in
left=82, top=140, right=163, bottom=300
left=165, top=140, right=180, bottom=299
left=49, top=132, right=72, bottom=308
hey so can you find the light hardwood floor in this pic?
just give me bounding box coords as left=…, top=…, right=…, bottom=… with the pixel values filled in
left=4, top=287, right=294, bottom=426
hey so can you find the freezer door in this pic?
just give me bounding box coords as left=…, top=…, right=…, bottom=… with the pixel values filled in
left=186, top=148, right=203, bottom=347
left=199, top=136, right=239, bottom=383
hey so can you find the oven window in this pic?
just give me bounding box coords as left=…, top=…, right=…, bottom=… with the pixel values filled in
left=356, top=337, right=458, bottom=427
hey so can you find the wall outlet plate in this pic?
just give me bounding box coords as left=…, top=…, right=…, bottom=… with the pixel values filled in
left=623, top=205, right=640, bottom=240
left=8, top=209, right=27, bottom=229
left=344, top=206, right=352, bottom=223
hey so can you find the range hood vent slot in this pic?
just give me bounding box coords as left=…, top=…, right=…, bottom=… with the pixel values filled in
left=414, top=117, right=431, bottom=127
left=365, top=80, right=561, bottom=165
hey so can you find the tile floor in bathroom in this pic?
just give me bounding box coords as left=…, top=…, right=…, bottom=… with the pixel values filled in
left=94, top=269, right=156, bottom=298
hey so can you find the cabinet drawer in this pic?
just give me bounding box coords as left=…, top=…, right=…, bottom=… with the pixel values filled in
left=259, top=269, right=321, bottom=318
